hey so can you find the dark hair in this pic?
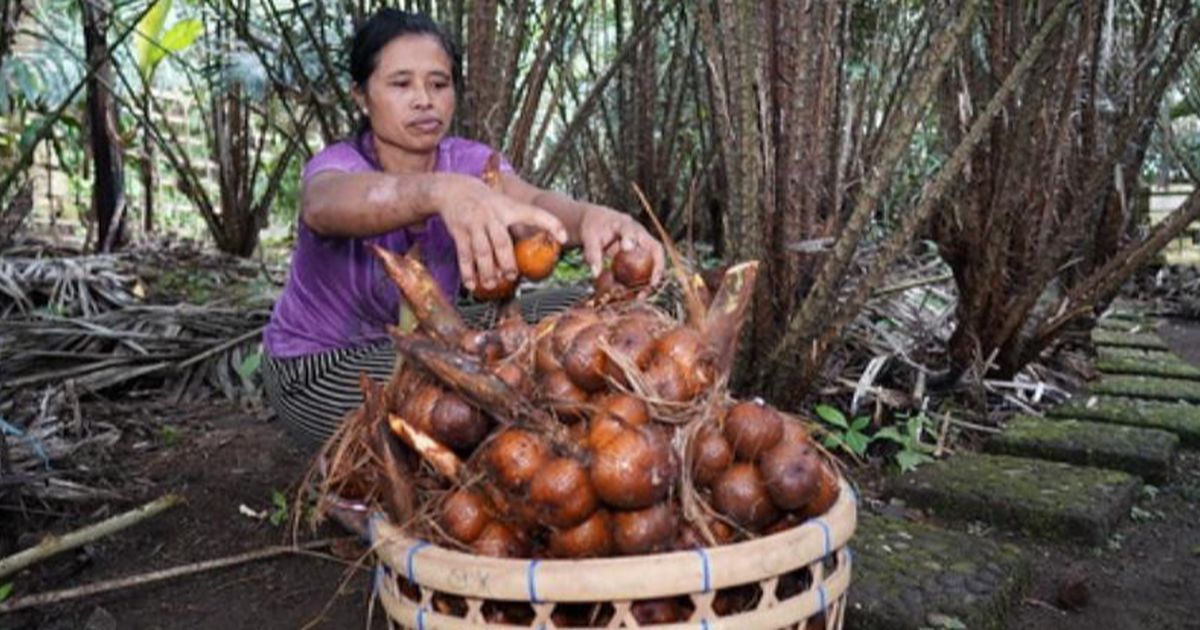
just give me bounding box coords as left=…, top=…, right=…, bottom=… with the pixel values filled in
left=349, top=9, right=461, bottom=162
left=349, top=8, right=462, bottom=93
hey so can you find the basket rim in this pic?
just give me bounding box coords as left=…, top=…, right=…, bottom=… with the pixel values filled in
left=375, top=547, right=853, bottom=629
left=370, top=478, right=857, bottom=603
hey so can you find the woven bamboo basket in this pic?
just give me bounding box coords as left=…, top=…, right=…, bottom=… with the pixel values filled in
left=369, top=478, right=856, bottom=629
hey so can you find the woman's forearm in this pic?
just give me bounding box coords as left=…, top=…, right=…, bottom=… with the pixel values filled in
left=528, top=189, right=591, bottom=246
left=301, top=171, right=454, bottom=237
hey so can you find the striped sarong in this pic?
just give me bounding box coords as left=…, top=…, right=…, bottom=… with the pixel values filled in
left=263, top=286, right=588, bottom=448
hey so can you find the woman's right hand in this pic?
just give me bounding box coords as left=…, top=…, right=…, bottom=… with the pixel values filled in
left=436, top=174, right=568, bottom=293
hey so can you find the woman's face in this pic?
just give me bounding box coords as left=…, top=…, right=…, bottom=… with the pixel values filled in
left=358, top=34, right=456, bottom=160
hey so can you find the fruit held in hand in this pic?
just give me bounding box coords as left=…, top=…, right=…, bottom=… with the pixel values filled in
left=514, top=230, right=561, bottom=281
left=472, top=275, right=518, bottom=301
left=612, top=247, right=654, bottom=288
left=593, top=268, right=621, bottom=298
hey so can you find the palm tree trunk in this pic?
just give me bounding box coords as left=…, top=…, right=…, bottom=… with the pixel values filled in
left=81, top=0, right=125, bottom=253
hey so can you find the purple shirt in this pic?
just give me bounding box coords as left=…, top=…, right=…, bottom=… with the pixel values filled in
left=263, top=135, right=513, bottom=358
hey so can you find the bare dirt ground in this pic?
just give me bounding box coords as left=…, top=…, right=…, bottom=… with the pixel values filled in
left=2, top=400, right=383, bottom=630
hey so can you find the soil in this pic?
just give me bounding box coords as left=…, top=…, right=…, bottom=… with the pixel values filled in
left=2, top=400, right=383, bottom=630
left=4, top=321, right=1199, bottom=630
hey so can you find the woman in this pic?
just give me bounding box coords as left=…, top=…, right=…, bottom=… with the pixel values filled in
left=263, top=9, right=664, bottom=447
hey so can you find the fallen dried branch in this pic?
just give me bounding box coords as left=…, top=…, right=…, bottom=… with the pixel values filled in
left=0, top=538, right=344, bottom=613
left=0, top=493, right=183, bottom=580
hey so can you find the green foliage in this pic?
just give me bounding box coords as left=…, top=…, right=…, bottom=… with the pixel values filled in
left=135, top=0, right=172, bottom=79
left=814, top=404, right=873, bottom=457
left=236, top=347, right=262, bottom=380
left=814, top=404, right=935, bottom=471
left=874, top=412, right=936, bottom=472
left=0, top=582, right=11, bottom=603
left=159, top=424, right=181, bottom=446
left=549, top=248, right=592, bottom=284
left=143, top=19, right=203, bottom=81
left=268, top=489, right=289, bottom=527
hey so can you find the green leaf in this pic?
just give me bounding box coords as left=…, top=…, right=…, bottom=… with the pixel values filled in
left=873, top=426, right=906, bottom=445
left=269, top=490, right=289, bottom=527
left=236, top=349, right=262, bottom=380
left=0, top=582, right=11, bottom=602
left=135, top=0, right=172, bottom=79
left=159, top=19, right=203, bottom=55
left=814, top=404, right=848, bottom=429
left=896, top=450, right=933, bottom=473
left=844, top=430, right=870, bottom=455
left=145, top=18, right=204, bottom=80
left=850, top=416, right=871, bottom=431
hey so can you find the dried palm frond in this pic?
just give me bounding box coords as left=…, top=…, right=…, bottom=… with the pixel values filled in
left=1, top=304, right=268, bottom=402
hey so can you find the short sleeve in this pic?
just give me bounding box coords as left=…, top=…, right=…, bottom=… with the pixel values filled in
left=302, top=141, right=375, bottom=182
left=437, top=137, right=516, bottom=178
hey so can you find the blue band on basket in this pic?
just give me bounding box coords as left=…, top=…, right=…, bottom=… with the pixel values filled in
left=694, top=548, right=712, bottom=593
left=406, top=541, right=431, bottom=583
left=527, top=559, right=542, bottom=603
left=815, top=518, right=832, bottom=558
left=417, top=605, right=428, bottom=630
left=817, top=585, right=828, bottom=617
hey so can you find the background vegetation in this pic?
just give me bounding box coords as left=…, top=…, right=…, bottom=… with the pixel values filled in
left=3, top=0, right=1200, bottom=413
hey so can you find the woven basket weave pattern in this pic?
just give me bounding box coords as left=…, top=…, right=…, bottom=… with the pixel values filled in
left=370, top=479, right=856, bottom=629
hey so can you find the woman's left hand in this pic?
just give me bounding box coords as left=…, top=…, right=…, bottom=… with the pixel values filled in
left=578, top=205, right=665, bottom=286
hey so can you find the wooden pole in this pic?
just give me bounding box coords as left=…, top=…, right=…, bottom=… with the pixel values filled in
left=0, top=539, right=341, bottom=613
left=0, top=493, right=183, bottom=580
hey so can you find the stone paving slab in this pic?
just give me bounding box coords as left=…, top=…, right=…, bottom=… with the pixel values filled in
left=1087, top=374, right=1200, bottom=403
left=985, top=415, right=1177, bottom=483
left=1091, top=328, right=1169, bottom=350
left=1095, top=347, right=1200, bottom=380
left=885, top=453, right=1140, bottom=545
left=1106, top=298, right=1149, bottom=317
left=1096, top=317, right=1156, bottom=332
left=1050, top=396, right=1200, bottom=447
left=846, top=513, right=1030, bottom=630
